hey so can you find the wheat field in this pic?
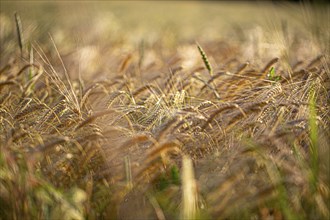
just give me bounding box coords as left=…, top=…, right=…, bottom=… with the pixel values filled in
left=0, top=1, right=329, bottom=220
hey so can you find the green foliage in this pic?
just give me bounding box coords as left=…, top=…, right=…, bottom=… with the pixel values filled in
left=308, top=91, right=319, bottom=193
left=267, top=67, right=281, bottom=82
left=156, top=165, right=181, bottom=191
left=170, top=165, right=180, bottom=186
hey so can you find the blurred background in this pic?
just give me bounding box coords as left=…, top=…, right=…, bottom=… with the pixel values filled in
left=1, top=1, right=328, bottom=79
left=1, top=1, right=328, bottom=45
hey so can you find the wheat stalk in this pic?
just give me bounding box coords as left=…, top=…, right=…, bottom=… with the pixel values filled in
left=14, top=12, right=24, bottom=57
left=181, top=155, right=198, bottom=219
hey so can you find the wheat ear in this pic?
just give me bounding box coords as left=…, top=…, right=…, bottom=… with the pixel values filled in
left=197, top=43, right=213, bottom=76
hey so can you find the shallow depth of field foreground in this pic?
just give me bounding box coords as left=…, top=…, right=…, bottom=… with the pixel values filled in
left=0, top=1, right=329, bottom=219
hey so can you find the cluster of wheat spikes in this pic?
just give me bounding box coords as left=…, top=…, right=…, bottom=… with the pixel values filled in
left=1, top=8, right=329, bottom=220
